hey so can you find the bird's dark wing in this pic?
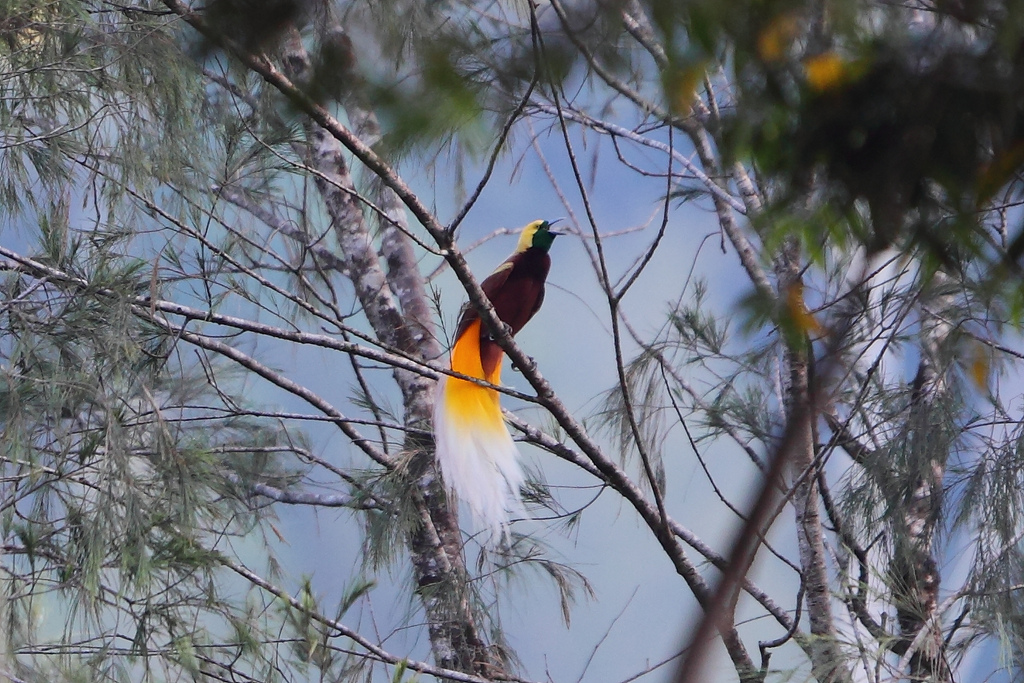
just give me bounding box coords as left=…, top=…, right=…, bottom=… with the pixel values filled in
left=453, top=259, right=515, bottom=342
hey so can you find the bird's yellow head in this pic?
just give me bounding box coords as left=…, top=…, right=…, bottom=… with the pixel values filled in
left=515, top=219, right=562, bottom=253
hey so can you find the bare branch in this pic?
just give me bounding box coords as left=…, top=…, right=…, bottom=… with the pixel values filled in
left=222, top=559, right=543, bottom=683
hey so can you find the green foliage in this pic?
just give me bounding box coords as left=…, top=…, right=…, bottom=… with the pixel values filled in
left=0, top=224, right=309, bottom=679
left=0, top=8, right=336, bottom=679
left=637, top=0, right=1024, bottom=317
left=599, top=348, right=668, bottom=487
left=12, top=0, right=1024, bottom=681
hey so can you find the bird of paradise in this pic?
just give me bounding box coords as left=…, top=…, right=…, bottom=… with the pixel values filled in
left=433, top=219, right=561, bottom=538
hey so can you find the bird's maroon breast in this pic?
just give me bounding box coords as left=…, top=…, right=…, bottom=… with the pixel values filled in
left=477, top=248, right=551, bottom=376
left=489, top=249, right=550, bottom=334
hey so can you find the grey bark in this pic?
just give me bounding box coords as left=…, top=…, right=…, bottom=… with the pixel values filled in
left=775, top=238, right=852, bottom=683
left=279, top=31, right=494, bottom=675
left=893, top=272, right=953, bottom=682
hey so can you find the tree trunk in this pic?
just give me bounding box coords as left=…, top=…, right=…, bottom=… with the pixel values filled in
left=280, top=30, right=495, bottom=675
left=775, top=238, right=852, bottom=683
left=893, top=272, right=953, bottom=682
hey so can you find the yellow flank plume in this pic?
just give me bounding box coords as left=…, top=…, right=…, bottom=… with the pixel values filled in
left=433, top=320, right=524, bottom=539
left=445, top=320, right=505, bottom=433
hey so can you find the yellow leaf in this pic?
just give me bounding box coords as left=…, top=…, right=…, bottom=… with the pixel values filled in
left=662, top=63, right=705, bottom=115
left=757, top=15, right=800, bottom=63
left=969, top=342, right=990, bottom=391
left=803, top=52, right=848, bottom=92
left=786, top=282, right=824, bottom=336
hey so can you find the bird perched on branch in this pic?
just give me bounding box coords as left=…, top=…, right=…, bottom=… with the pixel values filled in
left=432, top=219, right=561, bottom=539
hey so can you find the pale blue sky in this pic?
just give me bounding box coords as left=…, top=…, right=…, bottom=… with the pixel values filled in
left=247, top=112, right=808, bottom=683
